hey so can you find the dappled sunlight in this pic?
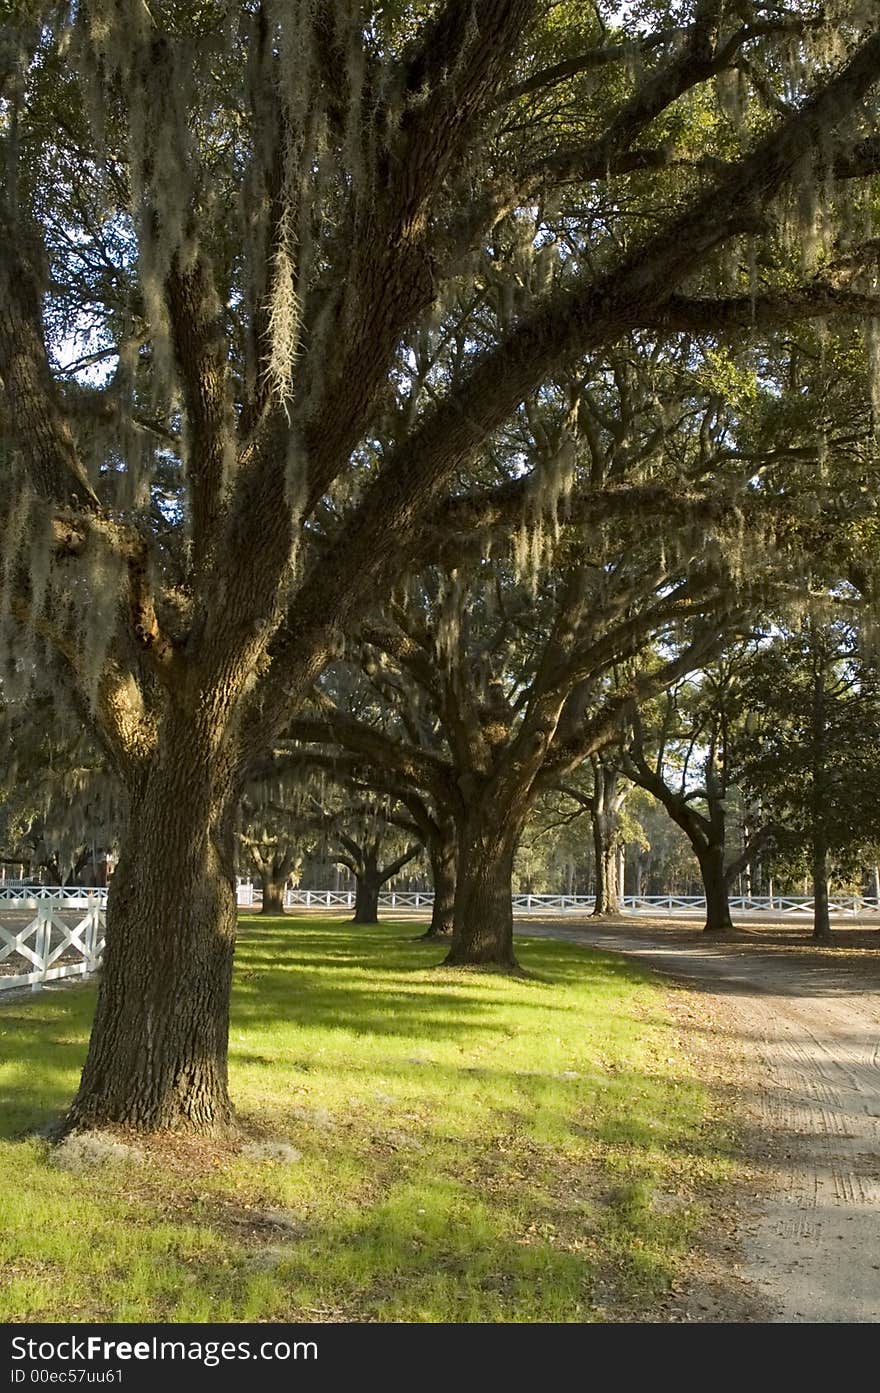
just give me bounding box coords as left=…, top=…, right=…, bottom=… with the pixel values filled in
left=0, top=918, right=743, bottom=1323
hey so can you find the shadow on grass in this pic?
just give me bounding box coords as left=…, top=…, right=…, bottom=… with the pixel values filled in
left=230, top=921, right=653, bottom=1043
left=0, top=918, right=756, bottom=1323
left=0, top=920, right=662, bottom=1138
left=0, top=985, right=98, bottom=1134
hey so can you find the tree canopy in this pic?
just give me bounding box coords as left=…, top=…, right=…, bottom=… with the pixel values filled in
left=4, top=1, right=880, bottom=1133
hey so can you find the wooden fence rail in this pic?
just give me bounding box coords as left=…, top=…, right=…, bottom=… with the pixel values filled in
left=281, top=888, right=880, bottom=915
left=3, top=884, right=874, bottom=997
left=0, top=898, right=106, bottom=994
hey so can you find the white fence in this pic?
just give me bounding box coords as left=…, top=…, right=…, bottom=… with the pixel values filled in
left=0, top=896, right=106, bottom=994
left=623, top=894, right=880, bottom=915
left=4, top=883, right=865, bottom=997
left=282, top=888, right=880, bottom=915
left=0, top=885, right=109, bottom=903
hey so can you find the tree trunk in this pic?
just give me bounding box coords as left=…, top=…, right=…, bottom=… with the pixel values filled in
left=807, top=631, right=832, bottom=940
left=423, top=839, right=456, bottom=939
left=244, top=839, right=297, bottom=916
left=444, top=810, right=520, bottom=969
left=590, top=758, right=623, bottom=916
left=812, top=836, right=831, bottom=940
left=700, top=842, right=734, bottom=932
left=591, top=814, right=622, bottom=915
left=592, top=811, right=606, bottom=913
left=64, top=726, right=238, bottom=1136
left=353, top=868, right=381, bottom=924
left=742, top=823, right=753, bottom=903
left=260, top=868, right=287, bottom=916
left=634, top=857, right=644, bottom=898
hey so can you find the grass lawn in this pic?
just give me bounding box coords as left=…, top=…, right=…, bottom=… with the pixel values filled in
left=0, top=918, right=740, bottom=1323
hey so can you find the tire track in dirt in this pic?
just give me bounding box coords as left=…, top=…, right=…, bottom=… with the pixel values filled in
left=524, top=920, right=880, bottom=1323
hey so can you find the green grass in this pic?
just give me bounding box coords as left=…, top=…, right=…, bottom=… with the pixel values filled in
left=0, top=918, right=739, bottom=1323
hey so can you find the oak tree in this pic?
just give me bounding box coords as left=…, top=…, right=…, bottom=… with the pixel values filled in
left=3, top=1, right=880, bottom=1131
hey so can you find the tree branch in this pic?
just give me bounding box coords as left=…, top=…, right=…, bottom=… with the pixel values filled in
left=242, top=29, right=880, bottom=764
left=165, top=253, right=235, bottom=571
left=0, top=210, right=99, bottom=508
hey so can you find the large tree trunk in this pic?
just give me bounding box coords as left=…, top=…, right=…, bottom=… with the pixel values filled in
left=592, top=812, right=622, bottom=915
left=812, top=836, right=831, bottom=940
left=260, top=867, right=287, bottom=916
left=700, top=841, right=734, bottom=932
left=591, top=812, right=607, bottom=913
left=590, top=758, right=623, bottom=916
left=64, top=724, right=238, bottom=1136
left=444, top=809, right=520, bottom=969
left=353, top=866, right=381, bottom=924
left=423, top=838, right=456, bottom=939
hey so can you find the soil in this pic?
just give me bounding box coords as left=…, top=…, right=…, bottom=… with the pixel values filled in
left=525, top=915, right=880, bottom=1324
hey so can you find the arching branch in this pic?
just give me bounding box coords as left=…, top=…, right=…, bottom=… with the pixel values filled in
left=0, top=210, right=99, bottom=509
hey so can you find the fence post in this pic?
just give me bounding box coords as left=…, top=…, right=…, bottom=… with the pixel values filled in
left=35, top=904, right=52, bottom=988
left=85, top=898, right=102, bottom=972
left=83, top=900, right=95, bottom=971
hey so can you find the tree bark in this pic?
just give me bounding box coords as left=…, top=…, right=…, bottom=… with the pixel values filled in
left=812, top=836, right=831, bottom=940
left=64, top=724, right=238, bottom=1135
left=337, top=833, right=421, bottom=925
left=590, top=759, right=623, bottom=916
left=260, top=871, right=287, bottom=916
left=423, top=838, right=456, bottom=939
left=700, top=841, right=734, bottom=932
left=353, top=866, right=381, bottom=924
left=443, top=809, right=520, bottom=969
left=810, top=632, right=832, bottom=941
left=242, top=838, right=297, bottom=916
left=592, top=814, right=622, bottom=915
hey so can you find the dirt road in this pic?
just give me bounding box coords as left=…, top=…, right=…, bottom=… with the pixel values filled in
left=524, top=918, right=880, bottom=1323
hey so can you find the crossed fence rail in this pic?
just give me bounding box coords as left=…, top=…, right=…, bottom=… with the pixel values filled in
left=0, top=885, right=109, bottom=903
left=280, top=887, right=880, bottom=915
left=0, top=894, right=106, bottom=994
left=4, top=883, right=874, bottom=998
left=11, top=884, right=876, bottom=914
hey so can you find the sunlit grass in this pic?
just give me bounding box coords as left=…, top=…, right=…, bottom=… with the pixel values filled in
left=0, top=919, right=739, bottom=1322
